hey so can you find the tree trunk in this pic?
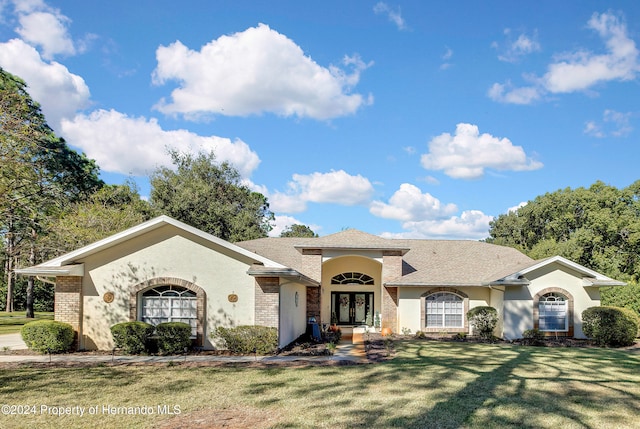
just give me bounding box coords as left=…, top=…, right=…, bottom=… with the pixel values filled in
left=5, top=223, right=15, bottom=312
left=25, top=229, right=36, bottom=318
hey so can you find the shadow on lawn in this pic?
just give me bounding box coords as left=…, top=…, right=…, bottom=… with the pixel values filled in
left=243, top=341, right=640, bottom=428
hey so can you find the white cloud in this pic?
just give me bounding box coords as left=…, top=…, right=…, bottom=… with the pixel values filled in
left=381, top=210, right=493, bottom=240
left=270, top=170, right=375, bottom=213
left=16, top=10, right=75, bottom=59
left=370, top=183, right=457, bottom=221
left=490, top=12, right=639, bottom=104
left=495, top=29, right=541, bottom=63
left=269, top=215, right=321, bottom=238
left=0, top=38, right=90, bottom=130
left=507, top=201, right=527, bottom=213
left=584, top=109, right=633, bottom=137
left=373, top=2, right=407, bottom=31
left=420, top=123, right=543, bottom=179
left=152, top=24, right=372, bottom=120
left=60, top=109, right=261, bottom=178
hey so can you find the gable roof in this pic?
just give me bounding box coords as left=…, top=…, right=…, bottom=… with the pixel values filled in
left=16, top=215, right=287, bottom=276
left=293, top=229, right=410, bottom=253
left=492, top=255, right=626, bottom=287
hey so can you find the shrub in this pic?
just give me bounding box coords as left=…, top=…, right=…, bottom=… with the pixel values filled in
left=414, top=330, right=426, bottom=339
left=521, top=328, right=545, bottom=346
left=110, top=321, right=155, bottom=354
left=467, top=306, right=498, bottom=341
left=582, top=306, right=639, bottom=347
left=21, top=320, right=74, bottom=354
left=155, top=322, right=192, bottom=355
left=214, top=325, right=278, bottom=355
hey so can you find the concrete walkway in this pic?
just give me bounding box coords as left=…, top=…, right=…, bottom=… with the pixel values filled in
left=0, top=333, right=369, bottom=364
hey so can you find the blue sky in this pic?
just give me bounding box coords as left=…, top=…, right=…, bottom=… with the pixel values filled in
left=2, top=1, right=640, bottom=239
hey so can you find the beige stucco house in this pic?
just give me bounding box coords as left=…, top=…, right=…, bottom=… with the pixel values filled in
left=17, top=215, right=624, bottom=350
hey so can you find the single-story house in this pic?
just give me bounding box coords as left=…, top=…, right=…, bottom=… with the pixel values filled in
left=17, top=215, right=624, bottom=350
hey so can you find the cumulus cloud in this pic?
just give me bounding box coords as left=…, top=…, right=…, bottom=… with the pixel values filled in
left=490, top=12, right=639, bottom=104
left=381, top=210, right=493, bottom=240
left=370, top=183, right=457, bottom=221
left=269, top=215, right=321, bottom=237
left=494, top=29, right=541, bottom=63
left=270, top=170, right=375, bottom=213
left=420, top=123, right=543, bottom=179
left=584, top=109, right=633, bottom=138
left=152, top=24, right=372, bottom=120
left=0, top=38, right=90, bottom=130
left=373, top=2, right=407, bottom=31
left=60, top=109, right=261, bottom=178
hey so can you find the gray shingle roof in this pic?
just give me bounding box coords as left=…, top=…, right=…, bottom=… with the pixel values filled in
left=237, top=230, right=535, bottom=286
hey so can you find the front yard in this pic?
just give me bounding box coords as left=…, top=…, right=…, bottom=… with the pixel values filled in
left=0, top=312, right=54, bottom=335
left=1, top=340, right=639, bottom=428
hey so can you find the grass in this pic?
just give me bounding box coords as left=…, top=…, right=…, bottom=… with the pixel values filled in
left=0, top=340, right=639, bottom=428
left=0, top=312, right=54, bottom=335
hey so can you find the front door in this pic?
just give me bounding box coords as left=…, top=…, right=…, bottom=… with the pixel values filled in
left=331, top=292, right=373, bottom=325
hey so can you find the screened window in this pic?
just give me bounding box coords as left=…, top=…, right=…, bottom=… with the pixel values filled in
left=331, top=272, right=374, bottom=285
left=425, top=292, right=464, bottom=328
left=141, top=285, right=197, bottom=337
left=539, top=292, right=568, bottom=331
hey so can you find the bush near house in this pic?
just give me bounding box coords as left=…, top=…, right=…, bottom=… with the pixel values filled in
left=467, top=306, right=498, bottom=341
left=21, top=320, right=74, bottom=354
left=110, top=321, right=155, bottom=354
left=582, top=306, right=639, bottom=347
left=521, top=328, right=545, bottom=346
left=155, top=322, right=192, bottom=355
left=214, top=325, right=278, bottom=355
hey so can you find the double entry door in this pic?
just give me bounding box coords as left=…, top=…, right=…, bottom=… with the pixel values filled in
left=331, top=292, right=373, bottom=325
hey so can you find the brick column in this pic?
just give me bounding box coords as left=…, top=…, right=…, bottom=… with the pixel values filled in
left=55, top=276, right=83, bottom=349
left=306, top=286, right=320, bottom=321
left=255, top=277, right=280, bottom=328
left=381, top=251, right=402, bottom=332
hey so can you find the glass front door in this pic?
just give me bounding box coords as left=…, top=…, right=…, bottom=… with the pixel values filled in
left=331, top=292, right=373, bottom=325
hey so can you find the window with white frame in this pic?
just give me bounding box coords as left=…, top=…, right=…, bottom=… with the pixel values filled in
left=141, top=285, right=197, bottom=337
left=425, top=292, right=464, bottom=328
left=538, top=292, right=568, bottom=331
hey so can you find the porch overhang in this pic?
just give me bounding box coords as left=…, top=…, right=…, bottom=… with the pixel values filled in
left=14, top=264, right=85, bottom=277
left=247, top=266, right=319, bottom=287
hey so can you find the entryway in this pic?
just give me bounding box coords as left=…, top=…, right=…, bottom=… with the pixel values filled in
left=331, top=292, right=373, bottom=325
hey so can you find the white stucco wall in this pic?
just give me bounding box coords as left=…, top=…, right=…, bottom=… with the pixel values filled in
left=279, top=282, right=308, bottom=348
left=78, top=225, right=258, bottom=350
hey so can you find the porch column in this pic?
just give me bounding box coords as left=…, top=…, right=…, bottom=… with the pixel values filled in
left=381, top=251, right=402, bottom=332
left=301, top=249, right=322, bottom=322
left=55, top=276, right=83, bottom=350
left=255, top=277, right=280, bottom=328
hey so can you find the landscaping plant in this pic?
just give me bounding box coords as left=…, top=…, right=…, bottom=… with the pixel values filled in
left=582, top=306, right=639, bottom=347
left=20, top=320, right=74, bottom=354
left=467, top=306, right=498, bottom=341
left=110, top=321, right=155, bottom=354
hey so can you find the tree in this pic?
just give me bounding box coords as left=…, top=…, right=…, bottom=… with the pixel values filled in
left=487, top=180, right=640, bottom=281
left=280, top=224, right=318, bottom=238
left=40, top=183, right=154, bottom=257
left=0, top=68, right=103, bottom=315
left=150, top=150, right=274, bottom=242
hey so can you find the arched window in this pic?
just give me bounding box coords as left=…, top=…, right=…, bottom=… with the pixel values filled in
left=331, top=272, right=374, bottom=285
left=141, top=285, right=197, bottom=337
left=425, top=292, right=464, bottom=328
left=538, top=292, right=568, bottom=332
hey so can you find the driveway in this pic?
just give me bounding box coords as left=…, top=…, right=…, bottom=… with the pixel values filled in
left=0, top=333, right=27, bottom=350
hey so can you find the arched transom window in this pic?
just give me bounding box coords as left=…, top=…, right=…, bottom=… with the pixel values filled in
left=538, top=292, right=568, bottom=331
left=425, top=292, right=464, bottom=328
left=331, top=272, right=374, bottom=285
left=141, top=285, right=197, bottom=337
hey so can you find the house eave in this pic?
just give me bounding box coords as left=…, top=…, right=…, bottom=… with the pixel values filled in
left=246, top=267, right=319, bottom=287
left=14, top=264, right=85, bottom=277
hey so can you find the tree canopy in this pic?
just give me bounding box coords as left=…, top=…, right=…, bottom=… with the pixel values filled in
left=280, top=224, right=318, bottom=238
left=150, top=150, right=274, bottom=242
left=487, top=180, right=640, bottom=281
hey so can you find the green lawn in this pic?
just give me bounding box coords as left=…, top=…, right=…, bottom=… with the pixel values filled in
left=0, top=340, right=639, bottom=428
left=0, top=312, right=54, bottom=335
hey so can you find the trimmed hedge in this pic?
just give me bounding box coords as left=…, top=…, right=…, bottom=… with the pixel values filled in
left=21, top=320, right=74, bottom=354
left=156, top=322, right=192, bottom=355
left=467, top=306, right=498, bottom=341
left=214, top=325, right=278, bottom=355
left=582, top=306, right=639, bottom=347
left=521, top=328, right=545, bottom=346
left=110, top=321, right=155, bottom=354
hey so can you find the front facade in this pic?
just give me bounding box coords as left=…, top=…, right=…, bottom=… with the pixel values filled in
left=17, top=216, right=624, bottom=350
